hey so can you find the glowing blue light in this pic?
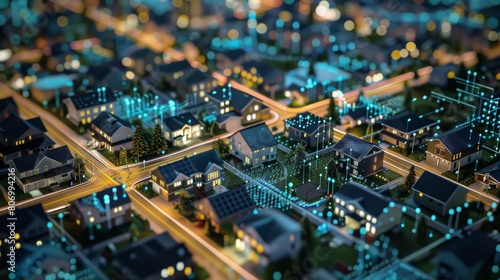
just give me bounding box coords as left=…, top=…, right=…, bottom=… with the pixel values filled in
left=448, top=209, right=455, bottom=215
left=431, top=215, right=436, bottom=221
left=467, top=218, right=473, bottom=225
left=360, top=227, right=367, bottom=235
left=416, top=208, right=421, bottom=214
left=47, top=222, right=53, bottom=229
left=402, top=206, right=407, bottom=212
left=389, top=202, right=395, bottom=208
left=58, top=213, right=64, bottom=219
left=273, top=271, right=282, bottom=280
left=96, top=224, right=102, bottom=230
left=445, top=233, right=451, bottom=240
left=493, top=265, right=499, bottom=273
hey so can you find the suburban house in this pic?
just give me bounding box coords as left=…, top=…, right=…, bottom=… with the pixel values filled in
left=379, top=112, right=438, bottom=151
left=177, top=68, right=217, bottom=104
left=341, top=104, right=384, bottom=128
left=89, top=112, right=135, bottom=152
left=8, top=145, right=75, bottom=193
left=111, top=232, right=193, bottom=280
left=150, top=149, right=224, bottom=201
left=207, top=85, right=269, bottom=130
left=436, top=230, right=497, bottom=280
left=239, top=60, right=284, bottom=94
left=0, top=97, right=19, bottom=122
left=69, top=185, right=132, bottom=229
left=412, top=171, right=468, bottom=216
left=426, top=125, right=483, bottom=171
left=149, top=59, right=193, bottom=86
left=15, top=244, right=74, bottom=280
left=333, top=133, right=384, bottom=178
left=284, top=112, right=336, bottom=149
left=0, top=204, right=49, bottom=243
left=62, top=87, right=117, bottom=126
left=195, top=186, right=255, bottom=233
left=86, top=63, right=130, bottom=92
left=333, top=181, right=402, bottom=237
left=162, top=112, right=202, bottom=145
left=217, top=49, right=249, bottom=71
left=233, top=208, right=301, bottom=265
left=475, top=161, right=500, bottom=189
left=0, top=114, right=55, bottom=164
left=229, top=123, right=278, bottom=166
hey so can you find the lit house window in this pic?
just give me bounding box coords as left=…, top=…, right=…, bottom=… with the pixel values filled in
left=247, top=115, right=251, bottom=121
left=80, top=112, right=85, bottom=117
left=101, top=105, right=106, bottom=111
left=254, top=105, right=259, bottom=111
left=93, top=108, right=98, bottom=113
left=270, top=147, right=274, bottom=152
left=252, top=113, right=256, bottom=120
left=174, top=181, right=182, bottom=187
left=207, top=171, right=220, bottom=181
left=187, top=179, right=193, bottom=185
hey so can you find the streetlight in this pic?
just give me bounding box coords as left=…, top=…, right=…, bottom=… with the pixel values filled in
left=411, top=132, right=416, bottom=154
left=327, top=177, right=331, bottom=195
left=448, top=209, right=455, bottom=229
left=454, top=206, right=462, bottom=230
left=308, top=162, right=312, bottom=182
left=302, top=159, right=306, bottom=184
left=406, top=118, right=411, bottom=134
left=411, top=97, right=417, bottom=111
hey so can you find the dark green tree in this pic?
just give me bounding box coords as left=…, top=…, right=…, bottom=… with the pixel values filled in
left=403, top=81, right=413, bottom=110
left=118, top=148, right=128, bottom=166
left=293, top=144, right=307, bottom=172
left=150, top=124, right=168, bottom=155
left=213, top=138, right=230, bottom=159
left=130, top=126, right=149, bottom=161
left=406, top=165, right=416, bottom=187
left=210, top=121, right=218, bottom=136
left=74, top=155, right=87, bottom=183
left=416, top=217, right=429, bottom=245
left=357, top=90, right=364, bottom=104
left=328, top=95, right=339, bottom=123
left=131, top=118, right=143, bottom=129
left=327, top=160, right=343, bottom=190
left=322, top=197, right=335, bottom=218
left=197, top=110, right=205, bottom=123
left=300, top=216, right=314, bottom=248
left=204, top=218, right=214, bottom=236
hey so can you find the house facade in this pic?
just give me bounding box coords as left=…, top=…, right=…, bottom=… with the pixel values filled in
left=150, top=149, right=224, bottom=201
left=0, top=114, right=55, bottom=164
left=69, top=185, right=132, bottom=229
left=412, top=171, right=468, bottom=215
left=8, top=146, right=74, bottom=193
left=163, top=112, right=202, bottom=145
left=333, top=134, right=384, bottom=178
left=0, top=97, right=19, bottom=122
left=380, top=112, right=437, bottom=150
left=284, top=112, right=335, bottom=148
left=426, top=125, right=482, bottom=171
left=194, top=186, right=255, bottom=233
left=234, top=208, right=301, bottom=266
left=474, top=161, right=500, bottom=189
left=89, top=112, right=135, bottom=152
left=334, top=182, right=402, bottom=237
left=230, top=123, right=277, bottom=166
left=62, top=87, right=117, bottom=126
left=177, top=68, right=217, bottom=104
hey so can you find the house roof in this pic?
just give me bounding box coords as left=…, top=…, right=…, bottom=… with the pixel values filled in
left=240, top=60, right=282, bottom=81
left=432, top=125, right=482, bottom=154
left=179, top=68, right=212, bottom=85
left=67, top=87, right=116, bottom=110
left=344, top=106, right=369, bottom=121
left=87, top=64, right=129, bottom=91
left=76, top=185, right=130, bottom=211
left=200, top=186, right=255, bottom=221
left=412, top=171, right=466, bottom=203
left=219, top=49, right=247, bottom=61
left=334, top=181, right=393, bottom=217
left=10, top=145, right=73, bottom=173
left=476, top=161, right=500, bottom=183
left=237, top=123, right=277, bottom=151
left=215, top=111, right=241, bottom=124
left=208, top=85, right=258, bottom=113
left=440, top=230, right=497, bottom=267
left=333, top=134, right=381, bottom=161
left=0, top=114, right=47, bottom=143
left=285, top=112, right=334, bottom=135
left=163, top=112, right=201, bottom=132
left=91, top=112, right=133, bottom=137
left=0, top=204, right=49, bottom=240
left=235, top=208, right=301, bottom=244
left=154, top=59, right=193, bottom=75
left=112, top=232, right=192, bottom=279
left=155, top=149, right=223, bottom=184
left=0, top=135, right=55, bottom=157
left=0, top=97, right=18, bottom=112
left=379, top=111, right=437, bottom=133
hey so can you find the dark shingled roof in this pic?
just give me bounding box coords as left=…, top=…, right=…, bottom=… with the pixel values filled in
left=0, top=114, right=47, bottom=143
left=476, top=161, right=500, bottom=182
left=156, top=149, right=223, bottom=184
left=379, top=111, right=437, bottom=133
left=163, top=112, right=201, bottom=132
left=434, top=125, right=482, bottom=154
left=295, top=183, right=327, bottom=201
left=285, top=112, right=334, bottom=135
left=235, top=209, right=301, bottom=244
left=440, top=230, right=497, bottom=267
left=219, top=49, right=247, bottom=61
left=91, top=112, right=133, bottom=137
left=345, top=106, right=369, bottom=121
left=154, top=59, right=193, bottom=75
left=77, top=185, right=130, bottom=210
left=0, top=204, right=49, bottom=241
left=238, top=123, right=277, bottom=151
left=202, top=186, right=255, bottom=221
left=179, top=68, right=212, bottom=85
left=10, top=145, right=73, bottom=173
left=112, top=232, right=192, bottom=279
left=0, top=97, right=18, bottom=112
left=412, top=171, right=466, bottom=203
left=215, top=111, right=241, bottom=124
left=334, top=181, right=393, bottom=217
left=68, top=87, right=116, bottom=110
left=208, top=85, right=258, bottom=113
left=333, top=134, right=381, bottom=161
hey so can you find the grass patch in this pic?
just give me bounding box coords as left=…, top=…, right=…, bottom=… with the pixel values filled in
left=136, top=182, right=158, bottom=199
left=0, top=176, right=33, bottom=202
left=223, top=168, right=246, bottom=188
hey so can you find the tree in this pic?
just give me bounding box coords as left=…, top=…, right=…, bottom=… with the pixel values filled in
left=293, top=144, right=307, bottom=172
left=416, top=217, right=428, bottom=245
left=131, top=118, right=143, bottom=129
left=129, top=222, right=140, bottom=242
left=118, top=148, right=128, bottom=166
left=327, top=160, right=343, bottom=190
left=328, top=95, right=338, bottom=123
left=130, top=126, right=149, bottom=161
left=403, top=81, right=413, bottom=110
left=150, top=124, right=168, bottom=155
left=204, top=218, right=214, bottom=236
left=357, top=90, right=364, bottom=104
left=210, top=121, right=218, bottom=136
left=74, top=155, right=87, bottom=183
left=406, top=165, right=416, bottom=187
left=178, top=190, right=193, bottom=213
left=213, top=138, right=230, bottom=159
left=300, top=216, right=314, bottom=248
left=322, top=197, right=335, bottom=218
left=197, top=110, right=205, bottom=124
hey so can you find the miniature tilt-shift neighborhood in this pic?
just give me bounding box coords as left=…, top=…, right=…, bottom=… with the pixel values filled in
left=1, top=0, right=500, bottom=279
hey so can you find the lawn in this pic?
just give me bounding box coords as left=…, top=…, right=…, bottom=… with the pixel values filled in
left=59, top=216, right=130, bottom=248
left=388, top=146, right=427, bottom=162
left=0, top=176, right=33, bottom=202
left=136, top=182, right=159, bottom=199
left=223, top=168, right=246, bottom=188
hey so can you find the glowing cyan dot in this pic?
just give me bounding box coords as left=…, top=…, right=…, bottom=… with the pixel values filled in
left=273, top=271, right=282, bottom=280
